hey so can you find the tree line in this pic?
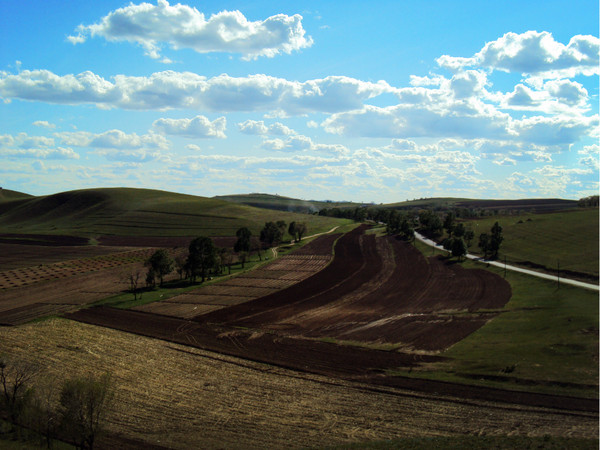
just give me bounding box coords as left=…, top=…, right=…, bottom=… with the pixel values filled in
left=138, top=220, right=308, bottom=294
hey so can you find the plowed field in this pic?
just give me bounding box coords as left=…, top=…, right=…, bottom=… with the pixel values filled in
left=134, top=234, right=338, bottom=318
left=199, top=225, right=511, bottom=351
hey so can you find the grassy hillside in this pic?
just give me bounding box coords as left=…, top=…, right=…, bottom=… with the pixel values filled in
left=462, top=209, right=598, bottom=278
left=215, top=193, right=360, bottom=213
left=0, top=188, right=33, bottom=203
left=385, top=197, right=578, bottom=213
left=0, top=188, right=350, bottom=238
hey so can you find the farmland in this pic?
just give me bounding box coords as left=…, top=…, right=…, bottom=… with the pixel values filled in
left=0, top=188, right=598, bottom=447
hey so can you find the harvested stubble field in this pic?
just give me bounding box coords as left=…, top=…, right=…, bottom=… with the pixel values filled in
left=0, top=319, right=597, bottom=449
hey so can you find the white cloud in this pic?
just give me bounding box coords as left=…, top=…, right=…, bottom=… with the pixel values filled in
left=153, top=115, right=226, bottom=138
left=260, top=133, right=349, bottom=155
left=68, top=0, right=313, bottom=60
left=438, top=31, right=600, bottom=79
left=55, top=129, right=169, bottom=149
left=32, top=120, right=56, bottom=129
left=0, top=70, right=392, bottom=114
left=237, top=119, right=294, bottom=135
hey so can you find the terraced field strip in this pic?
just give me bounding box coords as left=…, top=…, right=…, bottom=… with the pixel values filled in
left=133, top=234, right=338, bottom=319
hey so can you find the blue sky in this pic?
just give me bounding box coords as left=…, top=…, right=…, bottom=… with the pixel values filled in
left=1, top=0, right=598, bottom=202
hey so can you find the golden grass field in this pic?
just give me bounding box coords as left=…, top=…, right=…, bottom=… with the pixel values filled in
left=1, top=318, right=596, bottom=449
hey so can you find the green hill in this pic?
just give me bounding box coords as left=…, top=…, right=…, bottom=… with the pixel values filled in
left=0, top=188, right=349, bottom=238
left=385, top=197, right=578, bottom=213
left=214, top=193, right=360, bottom=213
left=0, top=188, right=33, bottom=203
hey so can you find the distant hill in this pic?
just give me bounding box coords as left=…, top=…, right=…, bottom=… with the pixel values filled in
left=0, top=188, right=33, bottom=203
left=384, top=198, right=578, bottom=213
left=0, top=188, right=348, bottom=238
left=214, top=193, right=360, bottom=213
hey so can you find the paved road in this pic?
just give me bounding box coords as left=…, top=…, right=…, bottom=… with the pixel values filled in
left=415, top=232, right=599, bottom=292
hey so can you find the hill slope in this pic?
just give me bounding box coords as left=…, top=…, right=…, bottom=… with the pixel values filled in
left=214, top=193, right=360, bottom=213
left=0, top=188, right=348, bottom=238
left=0, top=188, right=33, bottom=203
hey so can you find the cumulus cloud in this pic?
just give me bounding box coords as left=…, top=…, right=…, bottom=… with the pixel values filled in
left=261, top=133, right=349, bottom=155
left=438, top=31, right=599, bottom=79
left=237, top=119, right=294, bottom=135
left=153, top=115, right=226, bottom=138
left=1, top=147, right=79, bottom=160
left=68, top=0, right=313, bottom=60
left=0, top=70, right=392, bottom=114
left=32, top=120, right=56, bottom=129
left=55, top=129, right=169, bottom=149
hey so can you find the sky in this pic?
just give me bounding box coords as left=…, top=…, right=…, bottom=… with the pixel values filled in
left=0, top=0, right=598, bottom=203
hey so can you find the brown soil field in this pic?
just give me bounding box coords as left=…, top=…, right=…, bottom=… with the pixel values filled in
left=198, top=226, right=511, bottom=352
left=2, top=319, right=596, bottom=449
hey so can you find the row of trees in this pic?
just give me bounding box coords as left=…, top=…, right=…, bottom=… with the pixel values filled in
left=141, top=220, right=309, bottom=290
left=0, top=357, right=113, bottom=449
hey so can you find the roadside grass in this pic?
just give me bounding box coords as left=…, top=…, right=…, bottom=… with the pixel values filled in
left=327, top=435, right=599, bottom=449
left=401, top=239, right=599, bottom=399
left=459, top=208, right=598, bottom=277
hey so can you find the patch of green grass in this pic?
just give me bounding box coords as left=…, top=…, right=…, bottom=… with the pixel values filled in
left=326, top=435, right=598, bottom=449
left=397, top=242, right=599, bottom=398
left=461, top=209, right=598, bottom=277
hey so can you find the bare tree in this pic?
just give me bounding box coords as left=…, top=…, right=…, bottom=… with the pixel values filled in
left=59, top=372, right=113, bottom=450
left=128, top=270, right=142, bottom=301
left=0, top=357, right=38, bottom=426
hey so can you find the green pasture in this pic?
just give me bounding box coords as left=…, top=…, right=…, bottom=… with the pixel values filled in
left=460, top=208, right=598, bottom=277
left=405, top=240, right=599, bottom=399
left=0, top=188, right=350, bottom=239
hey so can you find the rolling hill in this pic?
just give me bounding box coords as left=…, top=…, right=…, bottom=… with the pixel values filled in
left=214, top=193, right=360, bottom=213
left=0, top=188, right=349, bottom=239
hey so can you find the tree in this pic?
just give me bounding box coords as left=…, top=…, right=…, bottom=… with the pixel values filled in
left=451, top=237, right=467, bottom=260
left=0, top=357, right=38, bottom=426
left=145, top=249, right=173, bottom=287
left=59, top=373, right=113, bottom=450
left=443, top=212, right=455, bottom=236
left=478, top=233, right=490, bottom=258
left=453, top=222, right=465, bottom=238
left=288, top=222, right=297, bottom=241
left=217, top=247, right=233, bottom=275
left=260, top=222, right=283, bottom=248
left=419, top=210, right=443, bottom=237
left=234, top=227, right=252, bottom=253
left=186, top=237, right=216, bottom=283
left=276, top=220, right=287, bottom=240
left=489, top=221, right=503, bottom=259
left=174, top=254, right=187, bottom=280
left=464, top=229, right=475, bottom=247
left=295, top=223, right=307, bottom=241
left=127, top=270, right=142, bottom=301
left=238, top=250, right=249, bottom=269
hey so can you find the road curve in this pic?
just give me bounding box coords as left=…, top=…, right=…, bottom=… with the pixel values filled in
left=415, top=232, right=599, bottom=292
